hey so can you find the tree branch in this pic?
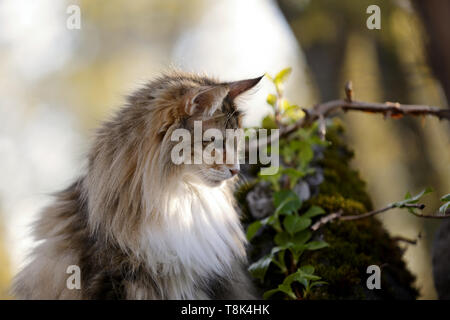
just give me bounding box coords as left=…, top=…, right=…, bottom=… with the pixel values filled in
left=311, top=203, right=450, bottom=231
left=246, top=81, right=450, bottom=152
left=282, top=98, right=450, bottom=139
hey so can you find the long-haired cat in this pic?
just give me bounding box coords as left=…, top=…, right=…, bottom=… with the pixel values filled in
left=12, top=71, right=263, bottom=299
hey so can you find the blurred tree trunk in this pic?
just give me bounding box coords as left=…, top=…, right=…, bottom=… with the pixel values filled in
left=414, top=0, right=450, bottom=300
left=413, top=0, right=450, bottom=107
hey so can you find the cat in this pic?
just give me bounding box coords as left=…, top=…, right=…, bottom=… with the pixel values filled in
left=11, top=71, right=263, bottom=299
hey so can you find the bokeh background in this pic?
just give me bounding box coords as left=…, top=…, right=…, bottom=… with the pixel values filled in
left=0, top=0, right=449, bottom=299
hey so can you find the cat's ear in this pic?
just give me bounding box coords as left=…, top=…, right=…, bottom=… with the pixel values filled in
left=227, top=75, right=264, bottom=101
left=185, top=86, right=229, bottom=116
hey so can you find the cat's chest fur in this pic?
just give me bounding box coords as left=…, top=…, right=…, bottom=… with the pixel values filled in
left=136, top=184, right=247, bottom=298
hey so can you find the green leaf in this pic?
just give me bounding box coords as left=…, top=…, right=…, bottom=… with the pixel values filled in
left=248, top=254, right=272, bottom=282
left=281, top=99, right=290, bottom=111
left=290, top=232, right=312, bottom=263
left=309, top=281, right=328, bottom=289
left=283, top=103, right=303, bottom=119
left=392, top=187, right=433, bottom=208
left=264, top=72, right=273, bottom=82
left=278, top=283, right=297, bottom=299
left=297, top=276, right=308, bottom=288
left=274, top=67, right=292, bottom=86
left=263, top=288, right=280, bottom=300
left=266, top=94, right=277, bottom=107
left=305, top=241, right=329, bottom=250
left=290, top=245, right=305, bottom=264
left=283, top=215, right=311, bottom=235
left=440, top=194, right=450, bottom=202
left=263, top=269, right=300, bottom=300
left=439, top=202, right=450, bottom=215
left=303, top=206, right=326, bottom=218
left=298, top=142, right=314, bottom=168
left=292, top=230, right=312, bottom=245
left=300, top=265, right=314, bottom=274
left=258, top=168, right=282, bottom=191
left=272, top=249, right=287, bottom=272
left=246, top=220, right=263, bottom=241
left=274, top=231, right=292, bottom=247
left=288, top=267, right=321, bottom=288
left=301, top=274, right=321, bottom=281
left=274, top=190, right=302, bottom=215
left=262, top=115, right=277, bottom=129
left=282, top=168, right=305, bottom=189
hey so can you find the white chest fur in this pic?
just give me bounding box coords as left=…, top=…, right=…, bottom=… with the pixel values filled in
left=140, top=184, right=247, bottom=283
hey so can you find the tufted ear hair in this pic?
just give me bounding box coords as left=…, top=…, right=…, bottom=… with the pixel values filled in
left=184, top=86, right=229, bottom=117
left=227, top=75, right=264, bottom=101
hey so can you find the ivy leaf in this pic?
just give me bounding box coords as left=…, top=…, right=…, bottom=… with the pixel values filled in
left=274, top=190, right=302, bottom=215
left=266, top=94, right=277, bottom=107
left=264, top=72, right=274, bottom=82
left=282, top=167, right=305, bottom=189
left=283, top=215, right=311, bottom=235
left=305, top=241, right=329, bottom=251
left=264, top=266, right=301, bottom=299
left=262, top=115, right=277, bottom=129
left=439, top=194, right=450, bottom=215
left=439, top=202, right=450, bottom=215
left=274, top=231, right=292, bottom=247
left=281, top=99, right=290, bottom=111
left=289, top=267, right=321, bottom=288
left=246, top=220, right=263, bottom=241
left=249, top=247, right=284, bottom=282
left=303, top=206, right=326, bottom=218
left=263, top=283, right=296, bottom=300
left=392, top=187, right=433, bottom=208
left=274, top=67, right=292, bottom=86
left=298, top=142, right=314, bottom=169
left=263, top=288, right=280, bottom=300
left=300, top=265, right=315, bottom=274
left=248, top=254, right=272, bottom=282
left=309, top=281, right=328, bottom=289
left=278, top=282, right=298, bottom=300
left=293, top=230, right=312, bottom=245
left=284, top=104, right=304, bottom=121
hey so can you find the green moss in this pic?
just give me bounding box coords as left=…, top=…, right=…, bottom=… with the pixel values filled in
left=310, top=194, right=367, bottom=215
left=302, top=121, right=417, bottom=299
left=314, top=120, right=373, bottom=211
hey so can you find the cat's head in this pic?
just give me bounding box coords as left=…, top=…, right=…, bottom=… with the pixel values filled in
left=139, top=72, right=263, bottom=187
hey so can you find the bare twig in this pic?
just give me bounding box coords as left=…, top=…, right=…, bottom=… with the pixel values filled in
left=311, top=210, right=343, bottom=231
left=345, top=81, right=353, bottom=102
left=392, top=235, right=420, bottom=245
left=311, top=203, right=450, bottom=231
left=340, top=203, right=424, bottom=221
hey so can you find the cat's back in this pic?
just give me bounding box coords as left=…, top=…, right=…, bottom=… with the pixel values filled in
left=11, top=179, right=88, bottom=299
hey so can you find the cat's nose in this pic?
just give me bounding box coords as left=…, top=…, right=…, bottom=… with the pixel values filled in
left=229, top=168, right=240, bottom=176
